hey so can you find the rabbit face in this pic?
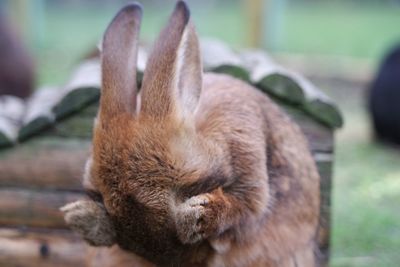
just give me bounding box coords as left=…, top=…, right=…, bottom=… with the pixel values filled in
left=89, top=116, right=191, bottom=262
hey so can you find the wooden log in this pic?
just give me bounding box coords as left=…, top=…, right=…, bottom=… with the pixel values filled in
left=245, top=0, right=264, bottom=48
left=315, top=153, right=333, bottom=267
left=0, top=228, right=87, bottom=267
left=0, top=228, right=154, bottom=267
left=0, top=136, right=332, bottom=184
left=0, top=156, right=333, bottom=266
left=0, top=104, right=332, bottom=190
left=47, top=100, right=334, bottom=154
left=0, top=188, right=84, bottom=228
left=0, top=137, right=90, bottom=190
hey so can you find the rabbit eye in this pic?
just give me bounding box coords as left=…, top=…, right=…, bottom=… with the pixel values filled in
left=85, top=189, right=104, bottom=203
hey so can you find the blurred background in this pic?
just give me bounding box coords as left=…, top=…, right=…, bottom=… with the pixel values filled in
left=1, top=0, right=399, bottom=266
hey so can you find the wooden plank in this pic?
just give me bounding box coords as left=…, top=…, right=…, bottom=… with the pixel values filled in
left=315, top=153, right=333, bottom=267
left=245, top=0, right=264, bottom=47
left=0, top=101, right=333, bottom=190
left=0, top=188, right=84, bottom=229
left=43, top=98, right=334, bottom=155
left=0, top=228, right=87, bottom=267
left=0, top=228, right=155, bottom=267
left=0, top=138, right=90, bottom=190
left=280, top=101, right=334, bottom=153
left=0, top=141, right=332, bottom=266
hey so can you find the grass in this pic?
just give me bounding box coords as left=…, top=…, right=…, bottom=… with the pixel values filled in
left=280, top=2, right=400, bottom=61
left=12, top=1, right=400, bottom=266
left=331, top=116, right=400, bottom=267
left=316, top=80, right=400, bottom=267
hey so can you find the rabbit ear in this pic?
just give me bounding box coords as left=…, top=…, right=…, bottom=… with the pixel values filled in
left=140, top=1, right=202, bottom=120
left=100, top=3, right=142, bottom=121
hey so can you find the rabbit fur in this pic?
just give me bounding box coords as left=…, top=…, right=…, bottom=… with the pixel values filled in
left=62, top=1, right=320, bottom=266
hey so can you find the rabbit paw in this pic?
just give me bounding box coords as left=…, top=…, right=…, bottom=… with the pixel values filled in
left=60, top=200, right=116, bottom=246
left=175, top=194, right=218, bottom=244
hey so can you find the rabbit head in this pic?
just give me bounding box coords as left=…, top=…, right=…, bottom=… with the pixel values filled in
left=63, top=1, right=227, bottom=265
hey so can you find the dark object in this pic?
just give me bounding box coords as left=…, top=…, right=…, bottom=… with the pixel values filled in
left=0, top=14, right=34, bottom=99
left=39, top=243, right=49, bottom=258
left=369, top=45, right=400, bottom=145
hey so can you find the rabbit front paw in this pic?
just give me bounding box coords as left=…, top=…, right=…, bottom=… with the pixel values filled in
left=60, top=200, right=116, bottom=246
left=175, top=194, right=218, bottom=244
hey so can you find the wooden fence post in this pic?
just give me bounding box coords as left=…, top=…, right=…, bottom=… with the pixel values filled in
left=245, top=0, right=265, bottom=48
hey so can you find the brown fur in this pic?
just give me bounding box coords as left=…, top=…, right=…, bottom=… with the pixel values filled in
left=62, top=1, right=320, bottom=266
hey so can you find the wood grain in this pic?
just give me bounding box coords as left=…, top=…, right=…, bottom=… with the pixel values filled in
left=0, top=138, right=89, bottom=190
left=0, top=228, right=87, bottom=267
left=0, top=188, right=84, bottom=228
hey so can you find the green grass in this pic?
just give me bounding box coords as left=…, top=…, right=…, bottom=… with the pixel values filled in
left=327, top=94, right=400, bottom=267
left=280, top=2, right=400, bottom=61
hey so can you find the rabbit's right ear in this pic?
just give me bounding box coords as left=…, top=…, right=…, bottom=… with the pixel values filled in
left=100, top=3, right=142, bottom=122
left=140, top=1, right=202, bottom=121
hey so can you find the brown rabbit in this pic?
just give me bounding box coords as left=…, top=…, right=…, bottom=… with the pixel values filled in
left=62, top=1, right=320, bottom=266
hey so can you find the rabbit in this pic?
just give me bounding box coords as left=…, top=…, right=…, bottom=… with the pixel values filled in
left=61, top=1, right=321, bottom=266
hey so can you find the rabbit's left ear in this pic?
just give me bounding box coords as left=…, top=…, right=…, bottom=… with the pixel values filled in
left=140, top=1, right=202, bottom=120
left=100, top=3, right=142, bottom=122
